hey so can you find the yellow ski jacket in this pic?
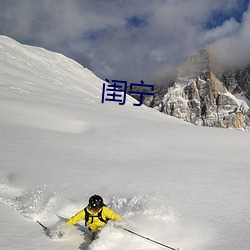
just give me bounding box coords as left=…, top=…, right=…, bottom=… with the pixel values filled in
left=67, top=206, right=121, bottom=233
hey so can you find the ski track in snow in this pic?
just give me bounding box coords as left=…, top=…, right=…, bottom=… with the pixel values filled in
left=0, top=99, right=91, bottom=134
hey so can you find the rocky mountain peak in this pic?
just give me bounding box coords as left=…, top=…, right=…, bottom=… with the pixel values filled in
left=144, top=49, right=250, bottom=130
left=177, top=48, right=210, bottom=78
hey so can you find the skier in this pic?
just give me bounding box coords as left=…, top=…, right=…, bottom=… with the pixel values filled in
left=66, top=194, right=121, bottom=239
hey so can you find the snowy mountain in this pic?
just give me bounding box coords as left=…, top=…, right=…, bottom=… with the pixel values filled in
left=0, top=36, right=250, bottom=250
left=217, top=65, right=250, bottom=101
left=146, top=49, right=250, bottom=130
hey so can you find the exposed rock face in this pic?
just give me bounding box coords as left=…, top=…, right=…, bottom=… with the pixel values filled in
left=217, top=66, right=250, bottom=100
left=145, top=49, right=250, bottom=130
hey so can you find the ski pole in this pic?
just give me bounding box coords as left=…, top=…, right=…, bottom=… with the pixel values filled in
left=37, top=220, right=48, bottom=231
left=122, top=227, right=180, bottom=250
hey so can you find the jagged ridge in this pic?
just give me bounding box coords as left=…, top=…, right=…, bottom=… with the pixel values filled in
left=144, top=49, right=250, bottom=130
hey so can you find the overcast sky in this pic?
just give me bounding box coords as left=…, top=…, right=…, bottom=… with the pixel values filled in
left=0, top=0, right=249, bottom=84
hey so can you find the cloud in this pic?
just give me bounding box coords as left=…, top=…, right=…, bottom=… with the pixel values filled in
left=200, top=18, right=240, bottom=45
left=209, top=3, right=250, bottom=69
left=0, top=0, right=249, bottom=84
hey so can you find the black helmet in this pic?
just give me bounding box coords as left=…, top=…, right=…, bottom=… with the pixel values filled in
left=89, top=195, right=104, bottom=210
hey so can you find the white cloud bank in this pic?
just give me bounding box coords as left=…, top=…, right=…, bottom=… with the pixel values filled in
left=0, top=0, right=249, bottom=82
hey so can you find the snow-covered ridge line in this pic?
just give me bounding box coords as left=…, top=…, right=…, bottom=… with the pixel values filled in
left=0, top=35, right=103, bottom=98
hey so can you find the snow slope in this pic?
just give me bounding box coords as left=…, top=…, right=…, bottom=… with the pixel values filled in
left=0, top=35, right=250, bottom=250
